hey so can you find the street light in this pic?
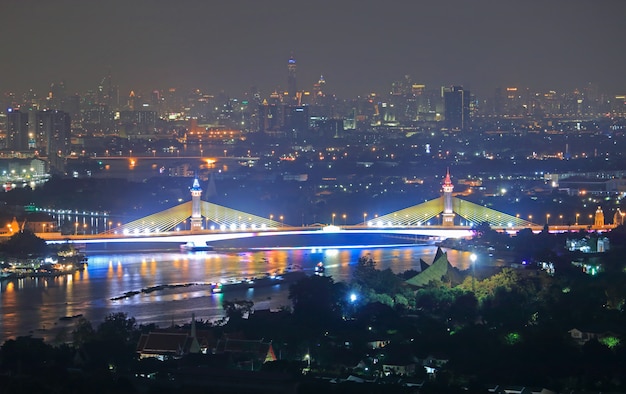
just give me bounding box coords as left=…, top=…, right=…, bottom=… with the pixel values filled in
left=576, top=213, right=580, bottom=225
left=342, top=214, right=347, bottom=226
left=470, top=253, right=477, bottom=293
left=363, top=212, right=367, bottom=226
left=74, top=222, right=79, bottom=235
left=280, top=215, right=284, bottom=227
left=332, top=213, right=336, bottom=226
left=546, top=213, right=550, bottom=225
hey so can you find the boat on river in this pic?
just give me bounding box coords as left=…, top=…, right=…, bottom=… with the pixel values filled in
left=180, top=241, right=214, bottom=252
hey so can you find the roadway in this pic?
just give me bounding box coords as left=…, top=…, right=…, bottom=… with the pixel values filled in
left=34, top=222, right=614, bottom=247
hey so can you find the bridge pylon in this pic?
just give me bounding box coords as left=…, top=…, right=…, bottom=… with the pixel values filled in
left=368, top=171, right=538, bottom=229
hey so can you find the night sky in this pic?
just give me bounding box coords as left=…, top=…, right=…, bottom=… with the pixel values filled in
left=1, top=0, right=625, bottom=99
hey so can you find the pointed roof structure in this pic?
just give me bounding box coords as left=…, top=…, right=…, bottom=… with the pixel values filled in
left=191, top=176, right=202, bottom=192
left=443, top=168, right=452, bottom=188
left=405, top=247, right=461, bottom=288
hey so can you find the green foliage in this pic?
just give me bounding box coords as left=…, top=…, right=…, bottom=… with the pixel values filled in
left=72, top=316, right=96, bottom=346
left=352, top=256, right=412, bottom=308
left=98, top=312, right=137, bottom=343
left=289, top=275, right=347, bottom=325
left=502, top=331, right=522, bottom=346
left=599, top=336, right=620, bottom=349
left=458, top=268, right=523, bottom=302
left=0, top=230, right=49, bottom=257
left=221, top=299, right=254, bottom=326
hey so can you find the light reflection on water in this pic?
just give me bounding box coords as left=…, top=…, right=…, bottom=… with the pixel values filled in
left=0, top=245, right=501, bottom=342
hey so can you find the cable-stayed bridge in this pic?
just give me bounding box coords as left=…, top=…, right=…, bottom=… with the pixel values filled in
left=371, top=196, right=535, bottom=229
left=41, top=171, right=560, bottom=246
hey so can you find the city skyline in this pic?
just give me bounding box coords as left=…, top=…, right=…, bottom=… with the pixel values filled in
left=1, top=0, right=625, bottom=100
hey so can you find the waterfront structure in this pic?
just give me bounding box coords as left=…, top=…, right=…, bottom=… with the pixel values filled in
left=405, top=247, right=462, bottom=288
left=614, top=209, right=624, bottom=226
left=595, top=206, right=605, bottom=228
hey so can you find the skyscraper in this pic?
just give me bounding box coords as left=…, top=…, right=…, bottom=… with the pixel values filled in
left=443, top=86, right=470, bottom=130
left=36, top=110, right=71, bottom=171
left=5, top=108, right=30, bottom=151
left=287, top=55, right=297, bottom=102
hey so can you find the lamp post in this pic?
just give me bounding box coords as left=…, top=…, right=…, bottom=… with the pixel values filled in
left=575, top=213, right=580, bottom=226
left=363, top=213, right=367, bottom=226
left=332, top=213, right=336, bottom=226
left=470, top=253, right=477, bottom=293
left=342, top=214, right=347, bottom=226
left=546, top=213, right=550, bottom=226
left=74, top=222, right=79, bottom=235
left=280, top=215, right=284, bottom=227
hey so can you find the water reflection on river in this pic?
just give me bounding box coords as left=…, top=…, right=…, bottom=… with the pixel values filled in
left=0, top=245, right=501, bottom=342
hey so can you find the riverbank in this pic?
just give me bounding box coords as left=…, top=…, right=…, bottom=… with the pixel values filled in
left=0, top=255, right=88, bottom=280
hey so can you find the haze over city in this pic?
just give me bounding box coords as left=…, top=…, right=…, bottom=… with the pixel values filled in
left=2, top=1, right=626, bottom=393
left=2, top=0, right=626, bottom=98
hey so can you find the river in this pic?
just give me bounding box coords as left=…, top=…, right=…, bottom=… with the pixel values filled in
left=0, top=245, right=500, bottom=343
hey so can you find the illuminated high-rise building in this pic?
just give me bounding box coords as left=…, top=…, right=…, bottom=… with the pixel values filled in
left=128, top=90, right=136, bottom=111
left=5, top=108, right=30, bottom=151
left=443, top=86, right=470, bottom=130
left=313, top=75, right=325, bottom=103
left=36, top=109, right=71, bottom=171
left=49, top=81, right=66, bottom=110
left=287, top=55, right=297, bottom=101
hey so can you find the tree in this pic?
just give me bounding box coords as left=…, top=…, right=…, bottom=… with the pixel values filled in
left=449, top=292, right=479, bottom=326
left=0, top=230, right=49, bottom=257
left=97, top=312, right=137, bottom=343
left=72, top=316, right=96, bottom=346
left=352, top=256, right=378, bottom=288
left=289, top=275, right=347, bottom=326
left=221, top=299, right=254, bottom=327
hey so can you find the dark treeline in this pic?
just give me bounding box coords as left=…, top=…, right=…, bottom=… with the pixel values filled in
left=2, top=226, right=626, bottom=393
